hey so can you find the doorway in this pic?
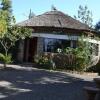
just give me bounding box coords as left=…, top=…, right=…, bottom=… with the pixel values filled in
left=24, top=37, right=37, bottom=62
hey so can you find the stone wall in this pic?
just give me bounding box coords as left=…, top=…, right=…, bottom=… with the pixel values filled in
left=17, top=40, right=25, bottom=62
left=36, top=37, right=44, bottom=55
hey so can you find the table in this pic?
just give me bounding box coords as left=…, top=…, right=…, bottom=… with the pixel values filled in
left=94, top=78, right=100, bottom=88
left=84, top=86, right=100, bottom=100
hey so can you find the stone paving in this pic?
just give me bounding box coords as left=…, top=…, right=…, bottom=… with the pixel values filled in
left=0, top=65, right=98, bottom=100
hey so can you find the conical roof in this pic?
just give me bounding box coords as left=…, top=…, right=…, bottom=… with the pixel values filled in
left=18, top=10, right=90, bottom=31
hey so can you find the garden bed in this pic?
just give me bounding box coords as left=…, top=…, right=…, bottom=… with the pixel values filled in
left=33, top=63, right=98, bottom=77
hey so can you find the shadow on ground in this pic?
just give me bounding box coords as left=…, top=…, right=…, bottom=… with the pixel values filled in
left=0, top=66, right=95, bottom=100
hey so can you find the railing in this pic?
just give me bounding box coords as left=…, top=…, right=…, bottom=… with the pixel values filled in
left=43, top=52, right=77, bottom=69
left=43, top=52, right=100, bottom=69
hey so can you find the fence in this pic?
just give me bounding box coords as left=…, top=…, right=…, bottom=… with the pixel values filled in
left=43, top=52, right=77, bottom=69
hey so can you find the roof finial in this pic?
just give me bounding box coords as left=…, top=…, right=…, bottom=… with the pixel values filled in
left=51, top=5, right=57, bottom=11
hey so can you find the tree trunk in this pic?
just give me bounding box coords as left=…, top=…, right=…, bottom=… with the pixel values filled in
left=3, top=49, right=8, bottom=69
left=4, top=62, right=7, bottom=69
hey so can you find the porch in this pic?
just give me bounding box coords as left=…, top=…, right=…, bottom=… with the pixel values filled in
left=17, top=33, right=79, bottom=62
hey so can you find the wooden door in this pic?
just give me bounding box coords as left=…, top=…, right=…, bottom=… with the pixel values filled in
left=28, top=37, right=37, bottom=62
left=23, top=37, right=37, bottom=62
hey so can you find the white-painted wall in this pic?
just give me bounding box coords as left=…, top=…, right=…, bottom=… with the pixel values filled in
left=32, top=33, right=79, bottom=40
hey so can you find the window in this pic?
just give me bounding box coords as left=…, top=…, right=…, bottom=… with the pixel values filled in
left=43, top=38, right=71, bottom=52
left=72, top=40, right=77, bottom=48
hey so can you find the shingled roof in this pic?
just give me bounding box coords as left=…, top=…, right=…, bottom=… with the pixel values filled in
left=18, top=10, right=91, bottom=31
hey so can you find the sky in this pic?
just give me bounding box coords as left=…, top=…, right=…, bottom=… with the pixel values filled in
left=12, top=0, right=100, bottom=25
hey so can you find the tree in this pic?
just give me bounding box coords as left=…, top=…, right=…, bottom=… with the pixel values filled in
left=0, top=0, right=32, bottom=68
left=75, top=36, right=92, bottom=71
left=74, top=5, right=93, bottom=27
left=95, top=21, right=100, bottom=32
left=28, top=9, right=35, bottom=19
left=1, top=0, right=12, bottom=25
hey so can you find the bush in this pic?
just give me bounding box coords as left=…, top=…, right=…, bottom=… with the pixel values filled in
left=34, top=47, right=91, bottom=71
left=0, top=53, right=12, bottom=64
left=34, top=54, right=54, bottom=69
left=34, top=36, right=93, bottom=72
left=34, top=53, right=77, bottom=70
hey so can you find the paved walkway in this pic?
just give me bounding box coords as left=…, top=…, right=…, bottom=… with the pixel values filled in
left=0, top=65, right=98, bottom=100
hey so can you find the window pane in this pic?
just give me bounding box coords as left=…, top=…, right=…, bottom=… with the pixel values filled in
left=44, top=38, right=72, bottom=52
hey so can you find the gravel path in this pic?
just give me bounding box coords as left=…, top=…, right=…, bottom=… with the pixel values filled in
left=0, top=65, right=98, bottom=100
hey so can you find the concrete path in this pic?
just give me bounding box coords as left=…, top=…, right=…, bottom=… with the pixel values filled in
left=0, top=65, right=97, bottom=100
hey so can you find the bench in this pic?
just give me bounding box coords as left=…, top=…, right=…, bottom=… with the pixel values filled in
left=83, top=86, right=100, bottom=100
left=94, top=78, right=100, bottom=88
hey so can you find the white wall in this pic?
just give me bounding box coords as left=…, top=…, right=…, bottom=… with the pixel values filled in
left=32, top=33, right=79, bottom=40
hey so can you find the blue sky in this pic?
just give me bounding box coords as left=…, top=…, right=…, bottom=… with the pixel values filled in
left=12, top=0, right=100, bottom=25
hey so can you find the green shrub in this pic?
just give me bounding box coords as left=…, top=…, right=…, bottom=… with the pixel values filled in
left=0, top=53, right=12, bottom=64
left=75, top=37, right=92, bottom=71
left=34, top=54, right=53, bottom=69
left=34, top=36, right=93, bottom=72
